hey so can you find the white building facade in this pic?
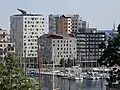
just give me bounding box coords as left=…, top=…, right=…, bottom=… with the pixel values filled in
left=10, top=9, right=45, bottom=68
left=39, top=34, right=77, bottom=65
left=67, top=18, right=72, bottom=33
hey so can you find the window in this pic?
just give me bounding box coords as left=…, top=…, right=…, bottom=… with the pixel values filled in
left=0, top=44, right=2, bottom=47
left=53, top=40, right=55, bottom=43
left=25, top=25, right=27, bottom=27
left=11, top=47, right=14, bottom=51
left=36, top=21, right=39, bottom=24
left=57, top=48, right=59, bottom=50
left=53, top=44, right=55, bottom=46
left=8, top=48, right=10, bottom=51
left=35, top=32, right=38, bottom=34
left=31, top=18, right=34, bottom=20
left=8, top=44, right=11, bottom=47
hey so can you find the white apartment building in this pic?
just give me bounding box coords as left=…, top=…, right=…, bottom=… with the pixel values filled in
left=10, top=9, right=45, bottom=68
left=0, top=29, right=15, bottom=58
left=39, top=34, right=77, bottom=65
left=67, top=18, right=72, bottom=33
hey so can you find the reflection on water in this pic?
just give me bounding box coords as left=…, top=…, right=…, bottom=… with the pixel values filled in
left=37, top=75, right=106, bottom=90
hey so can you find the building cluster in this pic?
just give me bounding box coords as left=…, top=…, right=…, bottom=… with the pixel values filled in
left=0, top=29, right=15, bottom=58
left=0, top=9, right=117, bottom=68
left=49, top=14, right=87, bottom=34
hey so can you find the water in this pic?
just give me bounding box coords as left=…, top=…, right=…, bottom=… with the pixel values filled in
left=38, top=75, right=106, bottom=90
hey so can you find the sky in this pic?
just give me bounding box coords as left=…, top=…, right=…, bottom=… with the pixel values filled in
left=0, top=0, right=120, bottom=32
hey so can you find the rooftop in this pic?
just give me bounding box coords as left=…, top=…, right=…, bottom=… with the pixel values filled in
left=46, top=34, right=76, bottom=39
left=12, top=9, right=43, bottom=16
left=13, top=14, right=43, bottom=16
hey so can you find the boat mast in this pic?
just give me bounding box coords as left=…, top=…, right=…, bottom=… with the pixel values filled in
left=53, top=47, right=55, bottom=90
left=37, top=38, right=41, bottom=89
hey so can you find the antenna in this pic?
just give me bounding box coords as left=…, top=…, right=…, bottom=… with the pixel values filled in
left=17, top=8, right=27, bottom=15
left=112, top=22, right=115, bottom=32
left=87, top=22, right=89, bottom=28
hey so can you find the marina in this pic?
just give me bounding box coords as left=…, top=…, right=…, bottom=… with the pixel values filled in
left=28, top=66, right=109, bottom=81
left=28, top=66, right=109, bottom=90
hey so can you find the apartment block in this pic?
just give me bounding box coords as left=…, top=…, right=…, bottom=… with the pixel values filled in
left=10, top=9, right=45, bottom=68
left=75, top=28, right=106, bottom=67
left=39, top=34, right=77, bottom=65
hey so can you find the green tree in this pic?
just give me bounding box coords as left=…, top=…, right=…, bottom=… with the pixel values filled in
left=0, top=53, right=40, bottom=90
left=98, top=24, right=120, bottom=87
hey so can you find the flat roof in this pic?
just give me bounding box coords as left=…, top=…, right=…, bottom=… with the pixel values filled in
left=13, top=14, right=43, bottom=16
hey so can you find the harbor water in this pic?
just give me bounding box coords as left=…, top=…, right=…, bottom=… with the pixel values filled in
left=37, top=75, right=106, bottom=90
